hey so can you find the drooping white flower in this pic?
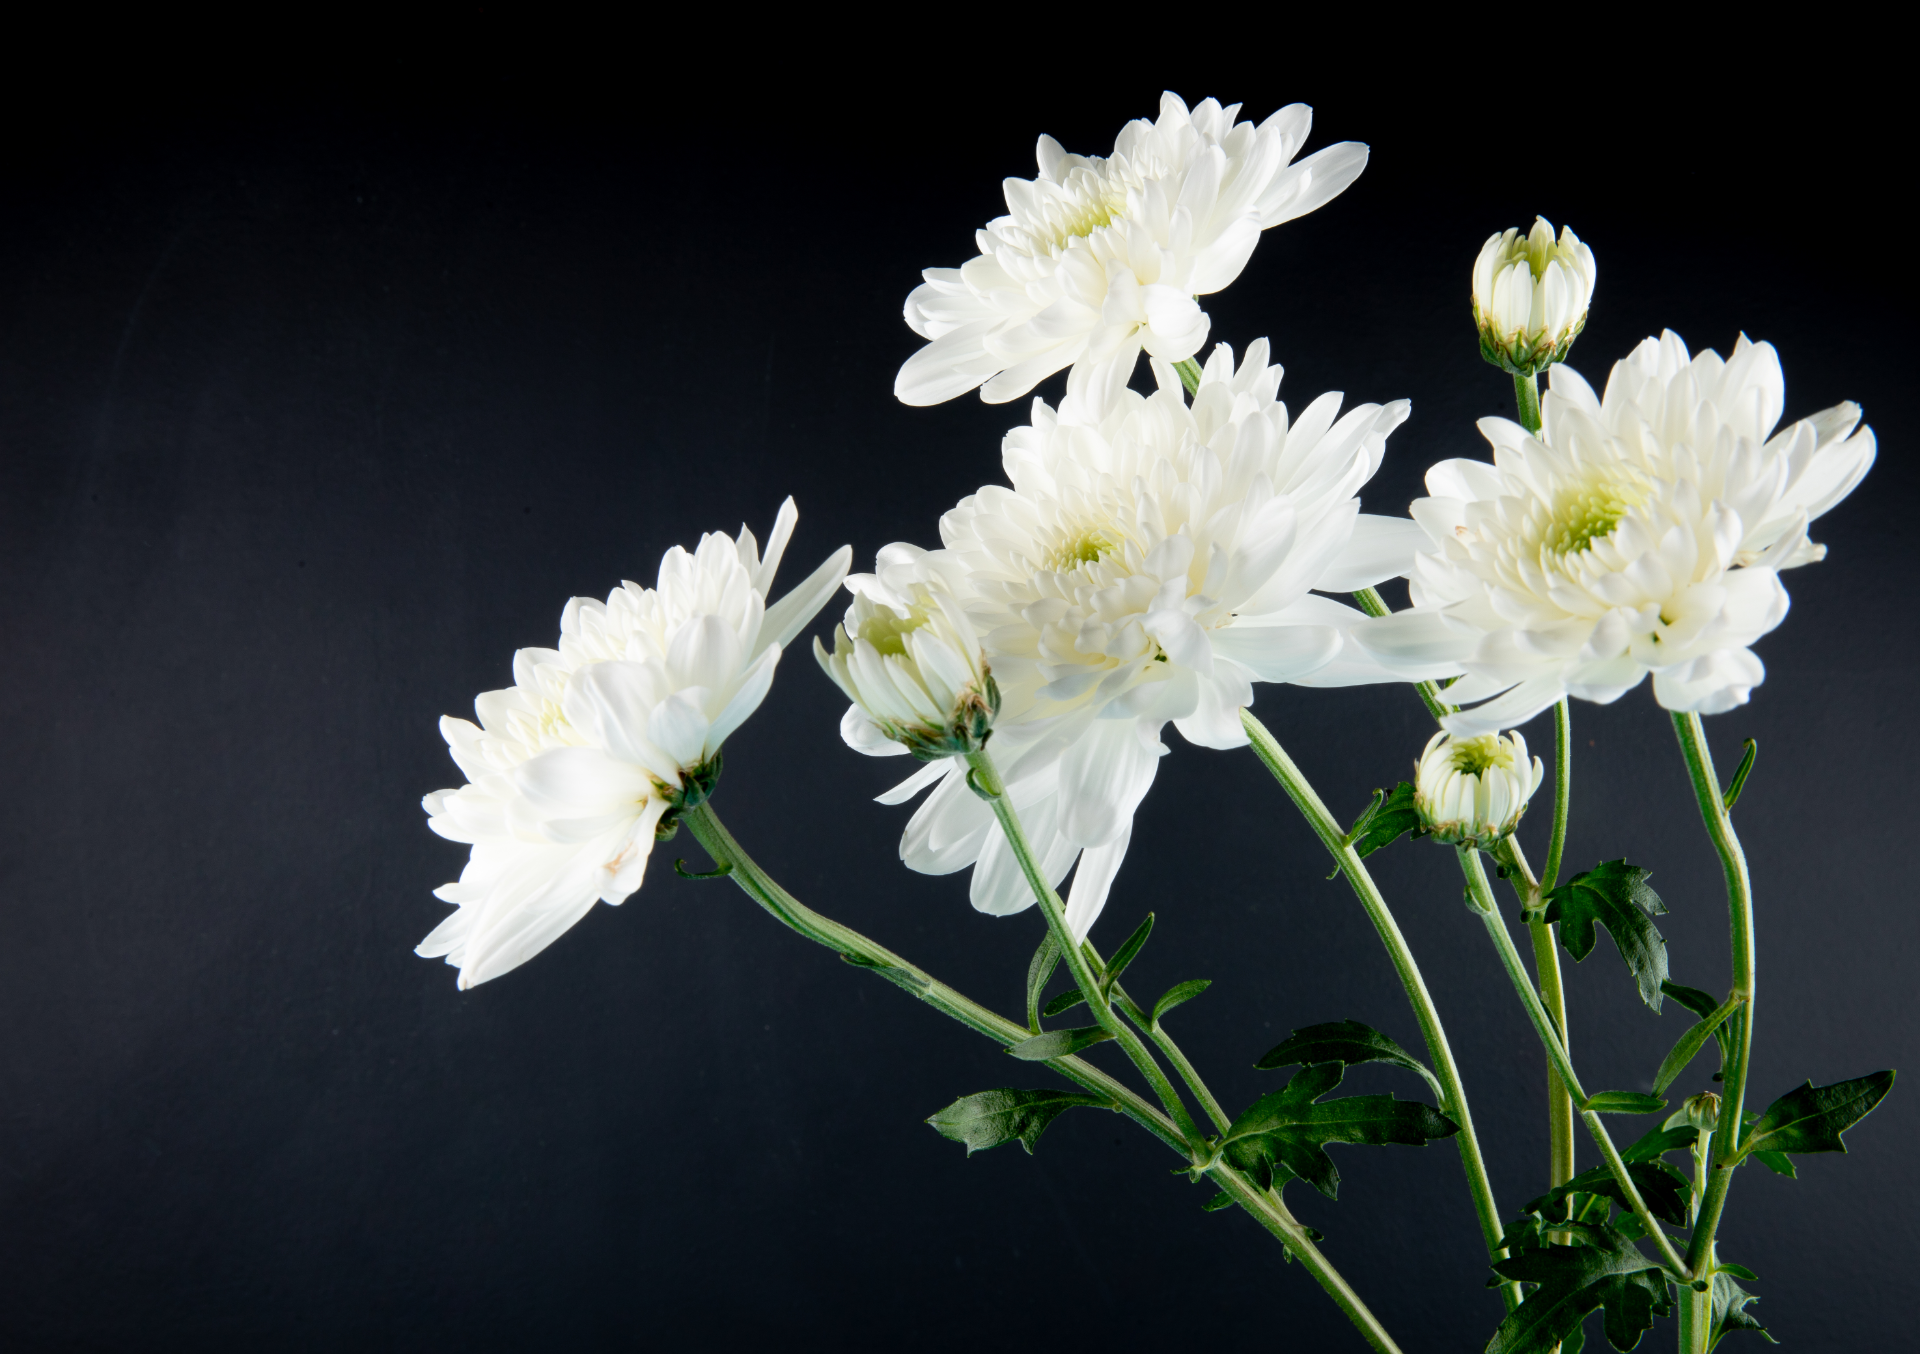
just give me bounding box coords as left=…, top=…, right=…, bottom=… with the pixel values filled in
left=419, top=500, right=851, bottom=988
left=1356, top=333, right=1875, bottom=735
left=815, top=548, right=999, bottom=760
left=1472, top=217, right=1596, bottom=377
left=894, top=93, right=1368, bottom=408
left=862, top=340, right=1423, bottom=937
left=1412, top=729, right=1543, bottom=849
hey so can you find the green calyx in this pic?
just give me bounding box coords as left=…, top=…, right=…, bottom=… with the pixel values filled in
left=655, top=751, right=724, bottom=839
left=1475, top=307, right=1586, bottom=378
left=888, top=672, right=1003, bottom=762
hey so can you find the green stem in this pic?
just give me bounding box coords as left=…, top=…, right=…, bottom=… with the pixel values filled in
left=1174, top=357, right=1204, bottom=395
left=1108, top=973, right=1232, bottom=1134
left=1513, top=371, right=1542, bottom=434
left=1544, top=698, right=1571, bottom=892
left=1242, top=710, right=1520, bottom=1313
left=1670, top=713, right=1757, bottom=1287
left=1459, top=848, right=1691, bottom=1278
left=1351, top=587, right=1454, bottom=720
left=1492, top=837, right=1577, bottom=1232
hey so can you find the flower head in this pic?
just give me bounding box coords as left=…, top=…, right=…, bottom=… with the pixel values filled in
left=894, top=93, right=1368, bottom=408
left=816, top=546, right=1000, bottom=761
left=419, top=500, right=850, bottom=988
left=1473, top=217, right=1596, bottom=377
left=1412, top=729, right=1543, bottom=849
left=865, top=341, right=1422, bottom=937
left=1682, top=1091, right=1723, bottom=1133
left=1356, top=333, right=1875, bottom=735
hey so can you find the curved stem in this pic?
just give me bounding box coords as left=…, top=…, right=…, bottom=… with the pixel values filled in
left=1108, top=974, right=1232, bottom=1134
left=1242, top=710, right=1520, bottom=1313
left=1670, top=713, right=1757, bottom=1286
left=1459, top=848, right=1691, bottom=1278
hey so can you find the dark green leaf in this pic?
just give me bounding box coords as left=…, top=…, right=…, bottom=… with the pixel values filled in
left=1621, top=1123, right=1698, bottom=1163
left=840, top=951, right=932, bottom=994
left=1007, top=1025, right=1113, bottom=1061
left=1653, top=994, right=1743, bottom=1095
left=1221, top=1062, right=1457, bottom=1200
left=1740, top=1071, right=1895, bottom=1159
left=1545, top=861, right=1670, bottom=1011
left=1662, top=981, right=1738, bottom=1071
left=1487, top=1220, right=1674, bottom=1354
left=1585, top=1092, right=1667, bottom=1116
left=1709, top=1271, right=1775, bottom=1348
left=1720, top=738, right=1757, bottom=813
left=1041, top=989, right=1087, bottom=1019
left=1717, top=1263, right=1759, bottom=1282
left=1201, top=1191, right=1236, bottom=1213
left=1748, top=1150, right=1795, bottom=1178
left=1562, top=1318, right=1588, bottom=1354
left=1254, top=1018, right=1445, bottom=1103
left=925, top=1088, right=1111, bottom=1155
left=1150, top=979, right=1211, bottom=1027
left=1350, top=782, right=1428, bottom=858
left=1522, top=1160, right=1693, bottom=1228
left=1102, top=912, right=1154, bottom=996
left=1025, top=933, right=1060, bottom=1033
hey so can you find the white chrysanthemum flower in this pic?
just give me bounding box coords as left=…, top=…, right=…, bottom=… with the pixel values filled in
left=866, top=340, right=1423, bottom=937
left=1412, top=729, right=1543, bottom=849
left=815, top=547, right=999, bottom=760
left=1356, top=333, right=1876, bottom=735
left=1473, top=217, right=1596, bottom=377
left=419, top=500, right=851, bottom=988
left=894, top=93, right=1368, bottom=408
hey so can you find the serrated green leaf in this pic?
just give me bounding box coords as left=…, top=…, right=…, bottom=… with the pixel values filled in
left=1621, top=1123, right=1698, bottom=1164
left=1522, top=1159, right=1693, bottom=1228
left=1220, top=1062, right=1457, bottom=1200
left=1653, top=993, right=1743, bottom=1095
left=1585, top=1092, right=1668, bottom=1116
left=1545, top=861, right=1670, bottom=1011
left=1102, top=912, right=1154, bottom=997
left=1041, top=989, right=1087, bottom=1019
left=1487, top=1220, right=1674, bottom=1354
left=1150, top=979, right=1211, bottom=1027
left=1201, top=1190, right=1236, bottom=1213
left=1351, top=782, right=1429, bottom=858
left=925, top=1087, right=1111, bottom=1155
left=1739, top=1070, right=1895, bottom=1159
left=1709, top=1271, right=1775, bottom=1348
left=1254, top=1018, right=1445, bottom=1103
left=1025, top=932, right=1060, bottom=1033
left=1007, top=1025, right=1113, bottom=1061
left=1748, top=1150, right=1795, bottom=1178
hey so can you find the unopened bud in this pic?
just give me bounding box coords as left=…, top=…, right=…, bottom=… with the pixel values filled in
left=1684, top=1091, right=1723, bottom=1134
left=1414, top=729, right=1544, bottom=850
left=1472, top=216, right=1596, bottom=377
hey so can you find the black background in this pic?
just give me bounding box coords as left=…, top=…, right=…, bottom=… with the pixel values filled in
left=2, top=38, right=1913, bottom=1352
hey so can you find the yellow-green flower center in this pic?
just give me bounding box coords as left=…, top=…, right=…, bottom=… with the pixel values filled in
left=1449, top=734, right=1513, bottom=776
left=858, top=609, right=930, bottom=657
left=1541, top=472, right=1648, bottom=558
left=1048, top=527, right=1120, bottom=572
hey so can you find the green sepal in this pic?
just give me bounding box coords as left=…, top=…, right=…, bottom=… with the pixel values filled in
left=1101, top=912, right=1154, bottom=998
left=1652, top=993, right=1743, bottom=1095
left=1150, top=979, right=1211, bottom=1027
left=1709, top=1270, right=1775, bottom=1348
left=1219, top=1062, right=1457, bottom=1200
left=1544, top=861, right=1670, bottom=1011
left=1584, top=1092, right=1668, bottom=1116
left=1747, top=1150, right=1795, bottom=1178
left=1349, top=782, right=1428, bottom=858
left=1660, top=981, right=1737, bottom=1073
left=925, top=1087, right=1112, bottom=1155
left=1007, top=1025, right=1113, bottom=1061
left=1485, top=1219, right=1674, bottom=1354
left=1041, top=989, right=1088, bottom=1019
left=1201, top=1190, right=1236, bottom=1213
left=839, top=951, right=931, bottom=995
left=1737, top=1070, right=1895, bottom=1160
left=1025, top=932, right=1060, bottom=1034
left=1253, top=1018, right=1445, bottom=1103
left=1521, top=1159, right=1693, bottom=1229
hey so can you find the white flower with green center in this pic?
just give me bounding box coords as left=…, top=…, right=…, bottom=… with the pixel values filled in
left=872, top=340, right=1424, bottom=937
left=815, top=547, right=999, bottom=760
left=1472, top=217, right=1596, bottom=377
left=894, top=92, right=1368, bottom=408
left=419, top=500, right=850, bottom=988
left=1412, top=730, right=1543, bottom=849
left=1356, top=332, right=1876, bottom=735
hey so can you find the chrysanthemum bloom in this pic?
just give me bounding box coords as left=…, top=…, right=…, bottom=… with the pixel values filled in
left=894, top=93, right=1368, bottom=408
left=1356, top=333, right=1876, bottom=735
left=870, top=340, right=1422, bottom=937
left=815, top=547, right=999, bottom=761
left=1412, top=729, right=1543, bottom=849
left=419, top=500, right=850, bottom=988
left=1472, top=217, right=1596, bottom=377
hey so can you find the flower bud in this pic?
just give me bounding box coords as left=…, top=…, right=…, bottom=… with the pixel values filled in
left=1413, top=730, right=1544, bottom=849
left=814, top=568, right=998, bottom=761
left=1472, top=216, right=1596, bottom=377
left=1683, top=1091, right=1722, bottom=1134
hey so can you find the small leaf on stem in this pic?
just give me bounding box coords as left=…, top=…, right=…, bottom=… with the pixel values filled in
left=1025, top=932, right=1060, bottom=1034
left=1007, top=1026, right=1113, bottom=1061
left=1220, top=1062, right=1457, bottom=1200
left=1349, top=782, right=1428, bottom=858
left=1583, top=1092, right=1668, bottom=1116
left=925, top=1088, right=1111, bottom=1155
left=1101, top=912, right=1154, bottom=997
left=1652, top=993, right=1744, bottom=1095
left=1738, top=1070, right=1896, bottom=1160
left=1254, top=1018, right=1445, bottom=1103
left=1150, top=979, right=1211, bottom=1027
